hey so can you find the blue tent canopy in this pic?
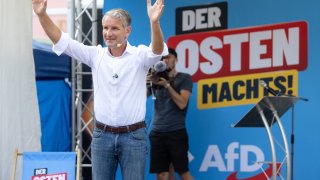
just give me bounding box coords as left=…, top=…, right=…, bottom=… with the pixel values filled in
left=33, top=40, right=71, bottom=79
left=33, top=40, right=72, bottom=152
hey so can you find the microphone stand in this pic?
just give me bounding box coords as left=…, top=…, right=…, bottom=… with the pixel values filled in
left=291, top=105, right=295, bottom=180
left=278, top=93, right=308, bottom=180
left=261, top=80, right=309, bottom=180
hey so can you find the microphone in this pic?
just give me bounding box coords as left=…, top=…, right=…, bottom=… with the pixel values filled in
left=116, top=43, right=122, bottom=48
left=116, top=37, right=127, bottom=48
left=154, top=61, right=167, bottom=72
left=259, top=80, right=279, bottom=96
left=112, top=73, right=118, bottom=78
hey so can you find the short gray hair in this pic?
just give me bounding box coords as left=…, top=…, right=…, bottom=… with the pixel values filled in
left=102, top=8, right=131, bottom=28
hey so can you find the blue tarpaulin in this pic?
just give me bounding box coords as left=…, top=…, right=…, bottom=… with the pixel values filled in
left=33, top=40, right=71, bottom=79
left=33, top=40, right=71, bottom=151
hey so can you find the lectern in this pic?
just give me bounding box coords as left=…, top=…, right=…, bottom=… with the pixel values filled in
left=233, top=96, right=299, bottom=180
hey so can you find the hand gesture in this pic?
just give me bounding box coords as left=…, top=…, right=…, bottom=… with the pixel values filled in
left=32, top=0, right=47, bottom=16
left=147, top=0, right=164, bottom=23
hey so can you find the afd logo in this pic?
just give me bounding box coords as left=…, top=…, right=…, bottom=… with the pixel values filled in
left=198, top=142, right=281, bottom=179
left=199, top=142, right=264, bottom=172
left=199, top=142, right=281, bottom=180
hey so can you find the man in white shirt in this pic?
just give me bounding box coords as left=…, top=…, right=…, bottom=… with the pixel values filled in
left=32, top=0, right=167, bottom=179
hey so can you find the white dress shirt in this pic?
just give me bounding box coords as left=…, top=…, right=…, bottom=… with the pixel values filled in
left=53, top=32, right=168, bottom=126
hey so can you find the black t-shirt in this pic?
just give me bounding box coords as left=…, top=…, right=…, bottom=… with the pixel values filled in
left=152, top=72, right=193, bottom=132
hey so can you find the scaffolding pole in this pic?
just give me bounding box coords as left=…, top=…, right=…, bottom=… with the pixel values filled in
left=68, top=0, right=98, bottom=178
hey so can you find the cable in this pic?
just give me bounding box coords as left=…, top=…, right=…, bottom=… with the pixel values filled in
left=93, top=48, right=106, bottom=98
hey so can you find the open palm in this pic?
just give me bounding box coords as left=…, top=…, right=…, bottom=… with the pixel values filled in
left=32, top=0, right=47, bottom=15
left=147, top=0, right=164, bottom=23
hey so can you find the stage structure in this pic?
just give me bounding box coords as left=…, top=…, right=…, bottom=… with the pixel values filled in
left=68, top=0, right=98, bottom=177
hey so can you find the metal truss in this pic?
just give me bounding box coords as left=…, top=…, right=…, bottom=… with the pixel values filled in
left=68, top=0, right=98, bottom=178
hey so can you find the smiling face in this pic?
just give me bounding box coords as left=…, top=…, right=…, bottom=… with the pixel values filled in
left=102, top=16, right=131, bottom=48
left=102, top=9, right=131, bottom=49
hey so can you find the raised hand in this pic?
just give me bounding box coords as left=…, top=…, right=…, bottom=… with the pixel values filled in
left=32, top=0, right=47, bottom=16
left=147, top=0, right=164, bottom=23
left=32, top=0, right=61, bottom=44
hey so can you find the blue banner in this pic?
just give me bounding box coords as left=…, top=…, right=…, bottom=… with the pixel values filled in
left=103, top=0, right=320, bottom=179
left=22, top=152, right=76, bottom=180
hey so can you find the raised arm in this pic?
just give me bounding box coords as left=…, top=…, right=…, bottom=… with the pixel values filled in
left=32, top=0, right=61, bottom=44
left=147, top=0, right=165, bottom=55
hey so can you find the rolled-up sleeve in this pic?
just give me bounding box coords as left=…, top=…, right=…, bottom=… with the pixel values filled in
left=142, top=42, right=168, bottom=68
left=52, top=32, right=70, bottom=56
left=150, top=42, right=168, bottom=57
